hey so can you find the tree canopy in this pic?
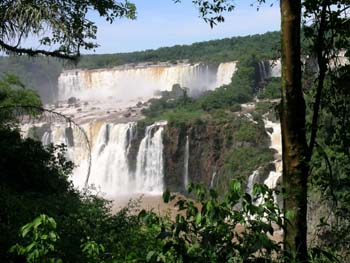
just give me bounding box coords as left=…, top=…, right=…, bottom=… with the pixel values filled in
left=73, top=31, right=280, bottom=69
left=0, top=0, right=136, bottom=59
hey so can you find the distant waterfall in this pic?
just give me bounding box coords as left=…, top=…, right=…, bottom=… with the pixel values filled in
left=58, top=63, right=212, bottom=101
left=257, top=61, right=270, bottom=82
left=210, top=167, right=217, bottom=189
left=256, top=60, right=281, bottom=83
left=40, top=121, right=166, bottom=197
left=183, top=136, right=190, bottom=190
left=135, top=121, right=166, bottom=194
left=269, top=59, right=281, bottom=78
left=58, top=61, right=238, bottom=101
left=41, top=131, right=52, bottom=146
left=215, top=61, right=237, bottom=88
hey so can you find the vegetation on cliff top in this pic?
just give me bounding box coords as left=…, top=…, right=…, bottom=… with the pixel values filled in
left=72, top=31, right=280, bottom=69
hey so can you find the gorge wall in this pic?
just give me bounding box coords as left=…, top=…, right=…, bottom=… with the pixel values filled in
left=162, top=113, right=278, bottom=195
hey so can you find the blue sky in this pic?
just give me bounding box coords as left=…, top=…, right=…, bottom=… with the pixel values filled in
left=88, top=0, right=281, bottom=54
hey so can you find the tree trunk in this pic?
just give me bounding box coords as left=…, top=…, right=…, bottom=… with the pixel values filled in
left=280, top=0, right=309, bottom=262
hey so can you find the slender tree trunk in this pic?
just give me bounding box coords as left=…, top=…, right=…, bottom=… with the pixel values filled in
left=280, top=0, right=309, bottom=262
left=308, top=0, right=329, bottom=159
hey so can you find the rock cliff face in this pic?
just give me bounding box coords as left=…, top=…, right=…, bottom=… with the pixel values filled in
left=162, top=114, right=275, bottom=194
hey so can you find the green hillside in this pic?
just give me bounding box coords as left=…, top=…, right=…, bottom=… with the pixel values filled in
left=74, top=31, right=280, bottom=69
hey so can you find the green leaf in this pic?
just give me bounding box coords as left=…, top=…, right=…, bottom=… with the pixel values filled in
left=230, top=180, right=241, bottom=193
left=285, top=210, right=295, bottom=221
left=21, top=224, right=32, bottom=237
left=195, top=213, right=202, bottom=225
left=146, top=251, right=156, bottom=261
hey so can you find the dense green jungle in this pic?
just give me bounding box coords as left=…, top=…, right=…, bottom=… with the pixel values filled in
left=1, top=1, right=350, bottom=262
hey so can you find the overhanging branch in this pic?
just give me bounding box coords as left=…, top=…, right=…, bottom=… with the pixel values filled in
left=0, top=39, right=78, bottom=61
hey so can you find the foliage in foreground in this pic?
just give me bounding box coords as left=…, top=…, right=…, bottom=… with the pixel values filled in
left=10, top=214, right=62, bottom=263
left=10, top=181, right=284, bottom=263
left=10, top=181, right=342, bottom=263
left=145, top=182, right=284, bottom=263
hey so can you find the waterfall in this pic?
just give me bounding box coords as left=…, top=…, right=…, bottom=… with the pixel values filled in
left=39, top=121, right=166, bottom=197
left=86, top=123, right=135, bottom=196
left=263, top=119, right=282, bottom=202
left=264, top=119, right=282, bottom=157
left=46, top=125, right=77, bottom=162
left=135, top=121, right=166, bottom=194
left=245, top=119, right=281, bottom=203
left=183, top=136, right=190, bottom=190
left=257, top=60, right=281, bottom=82
left=58, top=61, right=238, bottom=101
left=258, top=61, right=270, bottom=82
left=215, top=61, right=237, bottom=88
left=269, top=59, right=281, bottom=78
left=41, top=130, right=52, bottom=146
left=210, top=167, right=217, bottom=189
left=126, top=123, right=136, bottom=155
left=59, top=63, right=213, bottom=101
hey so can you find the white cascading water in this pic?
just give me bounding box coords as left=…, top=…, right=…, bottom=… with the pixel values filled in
left=215, top=61, right=237, bottom=88
left=41, top=131, right=52, bottom=146
left=245, top=119, right=282, bottom=204
left=263, top=119, right=282, bottom=202
left=183, top=136, right=189, bottom=189
left=87, top=123, right=135, bottom=195
left=40, top=121, right=166, bottom=197
left=58, top=62, right=238, bottom=101
left=258, top=61, right=268, bottom=81
left=45, top=126, right=77, bottom=162
left=210, top=168, right=217, bottom=189
left=135, top=121, right=166, bottom=194
left=269, top=59, right=281, bottom=78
